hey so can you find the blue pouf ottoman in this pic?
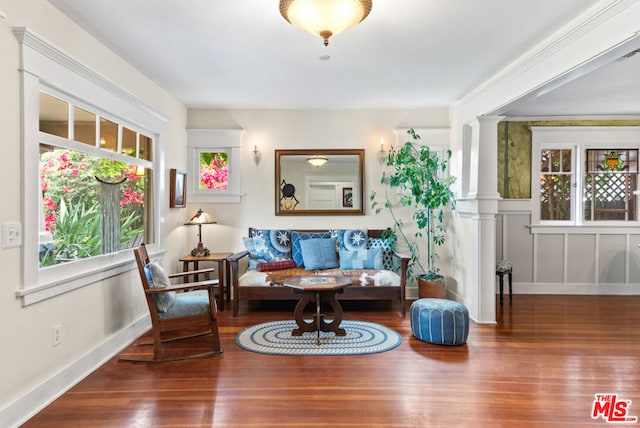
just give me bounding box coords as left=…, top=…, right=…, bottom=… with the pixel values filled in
left=410, top=298, right=469, bottom=345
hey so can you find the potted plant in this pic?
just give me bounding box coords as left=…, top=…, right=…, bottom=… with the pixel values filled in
left=371, top=128, right=455, bottom=298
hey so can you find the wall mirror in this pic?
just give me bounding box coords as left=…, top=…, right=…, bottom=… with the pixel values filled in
left=275, top=149, right=365, bottom=216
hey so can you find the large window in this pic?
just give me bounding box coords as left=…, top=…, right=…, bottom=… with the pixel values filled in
left=531, top=127, right=640, bottom=226
left=38, top=91, right=153, bottom=267
left=16, top=28, right=165, bottom=305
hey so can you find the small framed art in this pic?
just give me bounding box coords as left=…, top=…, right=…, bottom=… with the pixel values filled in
left=170, top=169, right=187, bottom=208
left=342, top=187, right=353, bottom=208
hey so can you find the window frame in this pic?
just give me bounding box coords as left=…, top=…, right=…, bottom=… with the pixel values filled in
left=15, top=28, right=166, bottom=306
left=186, top=129, right=243, bottom=203
left=531, top=126, right=640, bottom=228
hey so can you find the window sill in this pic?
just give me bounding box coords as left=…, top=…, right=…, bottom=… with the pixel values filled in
left=528, top=224, right=640, bottom=234
left=16, top=247, right=166, bottom=306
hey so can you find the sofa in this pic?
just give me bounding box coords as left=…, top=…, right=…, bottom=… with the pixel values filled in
left=228, top=228, right=409, bottom=316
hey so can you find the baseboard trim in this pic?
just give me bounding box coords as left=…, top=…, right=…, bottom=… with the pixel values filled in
left=0, top=315, right=150, bottom=428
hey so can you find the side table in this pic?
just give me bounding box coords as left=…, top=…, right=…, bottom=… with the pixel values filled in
left=179, top=252, right=232, bottom=311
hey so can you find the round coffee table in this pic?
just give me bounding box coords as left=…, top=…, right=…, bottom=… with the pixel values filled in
left=283, top=276, right=351, bottom=345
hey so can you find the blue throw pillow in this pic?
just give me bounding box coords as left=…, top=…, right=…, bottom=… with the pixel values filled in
left=333, top=229, right=368, bottom=251
left=368, top=237, right=396, bottom=270
left=291, top=231, right=333, bottom=267
left=300, top=238, right=338, bottom=270
left=252, top=229, right=291, bottom=262
left=339, top=248, right=383, bottom=270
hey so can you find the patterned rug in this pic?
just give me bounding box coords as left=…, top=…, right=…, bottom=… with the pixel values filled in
left=235, top=320, right=402, bottom=356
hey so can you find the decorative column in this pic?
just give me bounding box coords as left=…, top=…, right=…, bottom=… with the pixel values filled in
left=467, top=115, right=503, bottom=323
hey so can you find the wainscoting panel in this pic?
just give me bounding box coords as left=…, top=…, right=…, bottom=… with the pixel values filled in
left=599, top=234, right=627, bottom=284
left=498, top=199, right=640, bottom=295
left=566, top=235, right=596, bottom=283
left=536, top=234, right=565, bottom=283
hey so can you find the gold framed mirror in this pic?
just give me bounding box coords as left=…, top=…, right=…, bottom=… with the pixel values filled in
left=275, top=149, right=365, bottom=216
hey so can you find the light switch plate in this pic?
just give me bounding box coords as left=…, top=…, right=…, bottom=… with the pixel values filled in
left=3, top=222, right=22, bottom=248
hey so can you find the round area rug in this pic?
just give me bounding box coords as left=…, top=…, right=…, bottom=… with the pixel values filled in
left=235, top=320, right=402, bottom=356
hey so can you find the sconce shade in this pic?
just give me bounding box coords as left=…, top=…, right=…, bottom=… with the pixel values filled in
left=307, top=156, right=328, bottom=167
left=280, top=0, right=372, bottom=46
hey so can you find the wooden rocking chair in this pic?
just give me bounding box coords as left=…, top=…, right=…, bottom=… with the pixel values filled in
left=121, top=243, right=223, bottom=362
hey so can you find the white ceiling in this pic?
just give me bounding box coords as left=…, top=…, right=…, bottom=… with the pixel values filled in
left=47, top=0, right=639, bottom=116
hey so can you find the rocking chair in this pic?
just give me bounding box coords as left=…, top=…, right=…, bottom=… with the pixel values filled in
left=121, top=243, right=223, bottom=362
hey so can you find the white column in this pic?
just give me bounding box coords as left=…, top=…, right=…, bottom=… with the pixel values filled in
left=467, top=116, right=502, bottom=323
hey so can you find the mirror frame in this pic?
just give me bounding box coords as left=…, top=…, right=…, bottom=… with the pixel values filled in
left=275, top=149, right=365, bottom=216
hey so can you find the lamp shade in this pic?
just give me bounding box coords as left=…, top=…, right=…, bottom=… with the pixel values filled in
left=280, top=0, right=372, bottom=46
left=185, top=208, right=217, bottom=225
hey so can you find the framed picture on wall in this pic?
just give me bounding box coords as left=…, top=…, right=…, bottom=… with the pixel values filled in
left=342, top=187, right=353, bottom=208
left=170, top=169, right=187, bottom=208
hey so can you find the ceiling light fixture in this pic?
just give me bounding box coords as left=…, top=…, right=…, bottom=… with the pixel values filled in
left=307, top=156, right=328, bottom=167
left=279, top=0, right=372, bottom=47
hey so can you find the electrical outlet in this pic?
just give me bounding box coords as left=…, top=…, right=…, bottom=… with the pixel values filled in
left=52, top=324, right=62, bottom=346
left=3, top=222, right=22, bottom=248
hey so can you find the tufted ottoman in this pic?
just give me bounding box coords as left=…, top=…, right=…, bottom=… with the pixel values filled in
left=410, top=298, right=469, bottom=345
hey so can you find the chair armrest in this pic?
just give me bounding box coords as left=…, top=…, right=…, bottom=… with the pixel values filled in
left=168, top=267, right=216, bottom=279
left=145, top=278, right=219, bottom=294
left=227, top=250, right=249, bottom=263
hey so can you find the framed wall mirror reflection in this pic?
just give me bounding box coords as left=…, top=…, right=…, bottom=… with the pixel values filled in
left=275, top=149, right=364, bottom=216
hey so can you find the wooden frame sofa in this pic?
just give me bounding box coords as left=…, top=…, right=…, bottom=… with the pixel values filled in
left=228, top=228, right=409, bottom=317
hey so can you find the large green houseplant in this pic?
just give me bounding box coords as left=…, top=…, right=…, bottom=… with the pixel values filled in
left=371, top=128, right=456, bottom=295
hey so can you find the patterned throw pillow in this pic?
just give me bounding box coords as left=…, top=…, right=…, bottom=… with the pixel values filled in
left=332, top=229, right=368, bottom=251
left=368, top=237, right=396, bottom=270
left=257, top=259, right=296, bottom=272
left=291, top=231, right=333, bottom=267
left=145, top=260, right=176, bottom=312
left=339, top=248, right=383, bottom=270
left=252, top=229, right=292, bottom=262
left=300, top=238, right=339, bottom=270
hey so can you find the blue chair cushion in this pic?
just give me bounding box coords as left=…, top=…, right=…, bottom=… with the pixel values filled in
left=410, top=298, right=469, bottom=345
left=145, top=260, right=176, bottom=313
left=158, top=290, right=212, bottom=320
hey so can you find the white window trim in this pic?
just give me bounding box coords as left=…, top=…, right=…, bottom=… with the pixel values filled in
left=531, top=126, right=640, bottom=228
left=187, top=129, right=244, bottom=203
left=14, top=27, right=166, bottom=306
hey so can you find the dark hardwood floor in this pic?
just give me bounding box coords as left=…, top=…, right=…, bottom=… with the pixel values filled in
left=23, top=295, right=640, bottom=427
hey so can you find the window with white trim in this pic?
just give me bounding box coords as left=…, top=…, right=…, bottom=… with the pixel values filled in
left=531, top=126, right=640, bottom=226
left=15, top=28, right=165, bottom=305
left=187, top=129, right=243, bottom=203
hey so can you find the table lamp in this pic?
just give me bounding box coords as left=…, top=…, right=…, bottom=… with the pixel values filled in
left=185, top=208, right=217, bottom=256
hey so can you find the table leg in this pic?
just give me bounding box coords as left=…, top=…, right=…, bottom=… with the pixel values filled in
left=291, top=291, right=316, bottom=336
left=216, top=260, right=224, bottom=312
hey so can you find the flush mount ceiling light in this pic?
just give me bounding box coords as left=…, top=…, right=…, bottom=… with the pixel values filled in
left=279, top=0, right=372, bottom=46
left=307, top=156, right=328, bottom=167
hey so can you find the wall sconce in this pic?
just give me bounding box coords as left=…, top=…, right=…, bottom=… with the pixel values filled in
left=378, top=138, right=387, bottom=163
left=252, top=145, right=262, bottom=165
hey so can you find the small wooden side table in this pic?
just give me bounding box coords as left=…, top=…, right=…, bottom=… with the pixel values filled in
left=179, top=252, right=232, bottom=311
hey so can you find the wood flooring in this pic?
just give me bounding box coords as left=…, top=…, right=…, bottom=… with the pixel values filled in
left=22, top=295, right=640, bottom=427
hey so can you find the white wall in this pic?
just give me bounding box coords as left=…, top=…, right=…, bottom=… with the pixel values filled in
left=186, top=109, right=451, bottom=288
left=0, top=1, right=189, bottom=425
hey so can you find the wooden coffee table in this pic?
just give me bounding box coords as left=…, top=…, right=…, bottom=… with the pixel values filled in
left=283, top=276, right=351, bottom=345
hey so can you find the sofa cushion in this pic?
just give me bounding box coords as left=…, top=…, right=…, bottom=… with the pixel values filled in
left=238, top=268, right=401, bottom=288
left=300, top=238, right=339, bottom=270
left=333, top=229, right=368, bottom=250
left=242, top=237, right=268, bottom=271
left=258, top=259, right=296, bottom=272
left=339, top=248, right=383, bottom=270
left=291, top=231, right=333, bottom=267
left=145, top=259, right=176, bottom=313
left=252, top=229, right=292, bottom=262
left=368, top=237, right=396, bottom=270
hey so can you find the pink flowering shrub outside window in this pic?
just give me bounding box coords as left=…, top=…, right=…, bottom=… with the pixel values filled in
left=199, top=152, right=229, bottom=189
left=39, top=148, right=145, bottom=266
